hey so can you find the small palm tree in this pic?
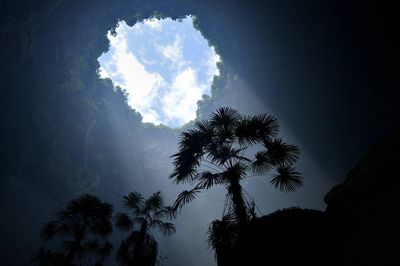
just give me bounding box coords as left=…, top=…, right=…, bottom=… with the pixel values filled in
left=33, top=194, right=113, bottom=266
left=170, top=107, right=302, bottom=224
left=114, top=191, right=176, bottom=266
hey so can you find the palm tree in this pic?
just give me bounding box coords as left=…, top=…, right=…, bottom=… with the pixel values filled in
left=34, top=194, right=113, bottom=266
left=170, top=107, right=302, bottom=224
left=114, top=191, right=176, bottom=266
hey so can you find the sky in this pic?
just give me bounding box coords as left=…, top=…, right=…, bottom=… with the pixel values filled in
left=98, top=16, right=220, bottom=128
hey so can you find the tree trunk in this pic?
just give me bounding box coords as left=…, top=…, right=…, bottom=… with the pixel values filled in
left=228, top=176, right=248, bottom=224
left=133, top=221, right=147, bottom=262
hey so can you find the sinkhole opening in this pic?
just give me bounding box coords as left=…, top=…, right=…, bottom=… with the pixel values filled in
left=97, top=15, right=221, bottom=128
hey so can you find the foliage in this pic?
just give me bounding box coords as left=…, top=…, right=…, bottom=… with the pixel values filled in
left=171, top=107, right=302, bottom=223
left=170, top=107, right=302, bottom=262
left=33, top=194, right=113, bottom=266
left=115, top=191, right=176, bottom=266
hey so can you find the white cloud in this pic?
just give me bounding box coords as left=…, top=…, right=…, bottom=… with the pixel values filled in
left=98, top=66, right=110, bottom=79
left=144, top=18, right=162, bottom=30
left=98, top=16, right=221, bottom=127
left=205, top=50, right=221, bottom=83
left=161, top=68, right=203, bottom=125
left=157, top=35, right=184, bottom=66
left=99, top=21, right=165, bottom=125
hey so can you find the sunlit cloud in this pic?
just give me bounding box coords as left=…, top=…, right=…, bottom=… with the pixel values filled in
left=157, top=35, right=185, bottom=67
left=98, top=16, right=220, bottom=127
left=144, top=18, right=162, bottom=30
left=162, top=67, right=204, bottom=125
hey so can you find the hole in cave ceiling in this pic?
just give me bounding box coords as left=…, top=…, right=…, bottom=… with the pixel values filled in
left=97, top=15, right=221, bottom=128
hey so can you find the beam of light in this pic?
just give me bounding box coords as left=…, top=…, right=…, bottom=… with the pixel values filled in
left=98, top=16, right=220, bottom=128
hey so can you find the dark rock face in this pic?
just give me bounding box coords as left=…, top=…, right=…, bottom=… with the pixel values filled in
left=233, top=208, right=339, bottom=266
left=324, top=126, right=400, bottom=266
left=219, top=126, right=400, bottom=266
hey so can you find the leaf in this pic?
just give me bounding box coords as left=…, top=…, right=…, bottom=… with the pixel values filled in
left=193, top=119, right=215, bottom=141
left=164, top=206, right=177, bottom=220
left=145, top=191, right=164, bottom=211
left=123, top=192, right=144, bottom=211
left=210, top=107, right=241, bottom=128
left=195, top=171, right=225, bottom=189
left=270, top=165, right=303, bottom=192
left=159, top=222, right=176, bottom=236
left=153, top=206, right=176, bottom=220
left=249, top=151, right=274, bottom=175
left=264, top=138, right=300, bottom=165
left=208, top=144, right=249, bottom=166
left=173, top=188, right=201, bottom=212
left=170, top=129, right=206, bottom=183
left=235, top=113, right=279, bottom=145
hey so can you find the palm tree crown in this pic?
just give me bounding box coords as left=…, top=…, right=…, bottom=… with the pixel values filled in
left=114, top=191, right=175, bottom=266
left=170, top=107, right=302, bottom=223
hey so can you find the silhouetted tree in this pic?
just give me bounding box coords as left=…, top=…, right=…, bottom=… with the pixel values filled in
left=114, top=191, right=175, bottom=266
left=33, top=194, right=113, bottom=266
left=171, top=107, right=302, bottom=224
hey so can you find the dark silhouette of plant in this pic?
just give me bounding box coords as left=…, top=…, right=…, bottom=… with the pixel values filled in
left=206, top=211, right=239, bottom=266
left=170, top=107, right=302, bottom=224
left=31, top=248, right=70, bottom=266
left=32, top=194, right=113, bottom=266
left=114, top=191, right=175, bottom=266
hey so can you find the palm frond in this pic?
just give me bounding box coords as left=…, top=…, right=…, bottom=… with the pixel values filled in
left=194, top=119, right=215, bottom=140
left=208, top=144, right=249, bottom=166
left=210, top=107, right=241, bottom=128
left=149, top=218, right=164, bottom=228
left=173, top=188, right=201, bottom=212
left=170, top=129, right=206, bottom=183
left=177, top=129, right=206, bottom=151
left=235, top=113, right=279, bottom=145
left=264, top=138, right=300, bottom=165
left=145, top=191, right=164, bottom=211
left=153, top=209, right=167, bottom=220
left=158, top=222, right=176, bottom=236
left=248, top=150, right=274, bottom=175
left=270, top=165, right=303, bottom=192
left=253, top=113, right=279, bottom=137
left=153, top=206, right=176, bottom=220
left=195, top=171, right=224, bottom=189
left=215, top=126, right=236, bottom=143
left=164, top=206, right=177, bottom=220
left=114, top=212, right=133, bottom=232
left=123, top=192, right=144, bottom=211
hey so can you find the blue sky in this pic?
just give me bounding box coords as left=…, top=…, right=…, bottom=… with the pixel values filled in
left=98, top=16, right=220, bottom=127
